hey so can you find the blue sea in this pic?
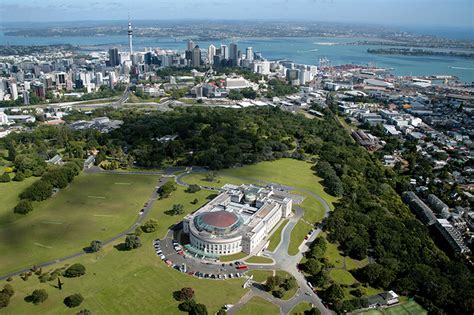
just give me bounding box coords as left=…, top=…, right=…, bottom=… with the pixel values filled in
left=1, top=32, right=473, bottom=82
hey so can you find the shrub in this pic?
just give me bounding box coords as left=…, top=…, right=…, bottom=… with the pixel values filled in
left=30, top=289, right=48, bottom=304
left=141, top=219, right=158, bottom=233
left=0, top=292, right=10, bottom=309
left=186, top=184, right=201, bottom=193
left=76, top=309, right=92, bottom=315
left=179, top=299, right=196, bottom=312
left=124, top=235, right=142, bottom=250
left=64, top=293, right=84, bottom=308
left=89, top=240, right=102, bottom=252
left=0, top=173, right=11, bottom=182
left=190, top=303, right=208, bottom=315
left=13, top=172, right=25, bottom=181
left=64, top=263, right=86, bottom=278
left=19, top=180, right=53, bottom=201
left=272, top=289, right=284, bottom=298
left=2, top=284, right=14, bottom=297
left=14, top=200, right=33, bottom=214
left=178, top=287, right=195, bottom=301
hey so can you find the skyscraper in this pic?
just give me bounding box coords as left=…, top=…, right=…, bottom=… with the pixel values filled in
left=108, top=48, right=119, bottom=66
left=221, top=44, right=228, bottom=59
left=208, top=44, right=216, bottom=65
left=246, top=47, right=254, bottom=61
left=192, top=46, right=201, bottom=68
left=229, top=43, right=238, bottom=66
left=187, top=40, right=195, bottom=52
left=128, top=19, right=133, bottom=55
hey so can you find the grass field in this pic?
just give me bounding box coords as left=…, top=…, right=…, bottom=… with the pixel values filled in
left=0, top=176, right=39, bottom=225
left=288, top=220, right=313, bottom=256
left=220, top=159, right=338, bottom=209
left=290, top=302, right=313, bottom=314
left=246, top=270, right=274, bottom=283
left=296, top=192, right=327, bottom=223
left=245, top=256, right=274, bottom=264
left=147, top=186, right=211, bottom=238
left=236, top=296, right=280, bottom=315
left=179, top=172, right=253, bottom=189
left=220, top=252, right=248, bottom=262
left=267, top=219, right=289, bottom=251
left=1, top=232, right=247, bottom=315
left=329, top=269, right=356, bottom=285
left=0, top=173, right=158, bottom=275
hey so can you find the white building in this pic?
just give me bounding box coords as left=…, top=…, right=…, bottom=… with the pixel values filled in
left=0, top=112, right=8, bottom=125
left=183, top=184, right=293, bottom=256
left=208, top=44, right=216, bottom=64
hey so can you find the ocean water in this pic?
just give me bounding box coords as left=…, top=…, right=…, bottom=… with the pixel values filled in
left=1, top=33, right=473, bottom=82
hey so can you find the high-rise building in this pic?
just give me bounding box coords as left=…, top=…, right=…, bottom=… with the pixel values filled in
left=230, top=43, right=238, bottom=66
left=108, top=48, right=120, bottom=67
left=221, top=45, right=228, bottom=59
left=208, top=44, right=216, bottom=65
left=246, top=47, right=254, bottom=61
left=192, top=46, right=202, bottom=68
left=187, top=40, right=195, bottom=52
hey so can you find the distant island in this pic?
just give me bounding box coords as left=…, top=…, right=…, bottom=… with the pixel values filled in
left=367, top=47, right=474, bottom=59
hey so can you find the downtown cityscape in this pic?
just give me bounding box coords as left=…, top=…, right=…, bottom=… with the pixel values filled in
left=0, top=1, right=473, bottom=315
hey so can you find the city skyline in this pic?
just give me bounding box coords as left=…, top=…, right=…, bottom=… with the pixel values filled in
left=0, top=0, right=472, bottom=28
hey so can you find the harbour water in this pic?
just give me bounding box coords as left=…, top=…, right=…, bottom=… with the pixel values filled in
left=1, top=32, right=473, bottom=82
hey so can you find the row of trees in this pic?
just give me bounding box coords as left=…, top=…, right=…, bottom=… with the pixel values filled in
left=174, top=287, right=208, bottom=315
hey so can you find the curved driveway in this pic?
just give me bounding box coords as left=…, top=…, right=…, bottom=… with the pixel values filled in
left=177, top=170, right=332, bottom=315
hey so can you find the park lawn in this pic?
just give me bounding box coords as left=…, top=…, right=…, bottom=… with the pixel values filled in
left=220, top=158, right=338, bottom=209
left=324, top=239, right=345, bottom=268
left=288, top=220, right=313, bottom=256
left=2, top=232, right=248, bottom=315
left=220, top=252, right=248, bottom=262
left=329, top=269, right=356, bottom=285
left=275, top=270, right=298, bottom=300
left=236, top=296, right=280, bottom=315
left=246, top=270, right=274, bottom=283
left=0, top=176, right=39, bottom=225
left=147, top=185, right=211, bottom=238
left=295, top=192, right=327, bottom=223
left=0, top=173, right=158, bottom=275
left=267, top=219, right=289, bottom=251
left=179, top=172, right=252, bottom=189
left=245, top=256, right=274, bottom=264
left=290, top=302, right=313, bottom=315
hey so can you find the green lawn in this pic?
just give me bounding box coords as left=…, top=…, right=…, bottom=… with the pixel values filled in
left=220, top=158, right=338, bottom=209
left=245, top=256, right=274, bottom=264
left=147, top=186, right=211, bottom=238
left=246, top=270, right=274, bottom=283
left=236, top=296, right=280, bottom=315
left=220, top=252, right=248, bottom=262
left=275, top=270, right=298, bottom=300
left=179, top=172, right=252, bottom=189
left=296, top=192, right=327, bottom=223
left=267, top=219, right=289, bottom=252
left=0, top=176, right=39, bottom=225
left=1, top=232, right=247, bottom=315
left=290, top=302, right=313, bottom=315
left=288, top=220, right=313, bottom=256
left=0, top=173, right=158, bottom=275
left=329, top=269, right=356, bottom=285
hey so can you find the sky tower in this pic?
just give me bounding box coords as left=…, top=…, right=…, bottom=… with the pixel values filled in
left=128, top=18, right=133, bottom=55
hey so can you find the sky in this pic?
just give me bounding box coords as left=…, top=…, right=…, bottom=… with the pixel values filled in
left=0, top=0, right=473, bottom=28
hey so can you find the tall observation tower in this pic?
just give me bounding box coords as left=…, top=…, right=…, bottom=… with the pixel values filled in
left=128, top=18, right=133, bottom=56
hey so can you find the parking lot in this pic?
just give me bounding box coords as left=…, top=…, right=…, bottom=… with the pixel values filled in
left=151, top=233, right=250, bottom=280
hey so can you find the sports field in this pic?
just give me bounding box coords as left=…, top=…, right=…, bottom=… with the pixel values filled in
left=0, top=173, right=158, bottom=275
left=385, top=301, right=427, bottom=315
